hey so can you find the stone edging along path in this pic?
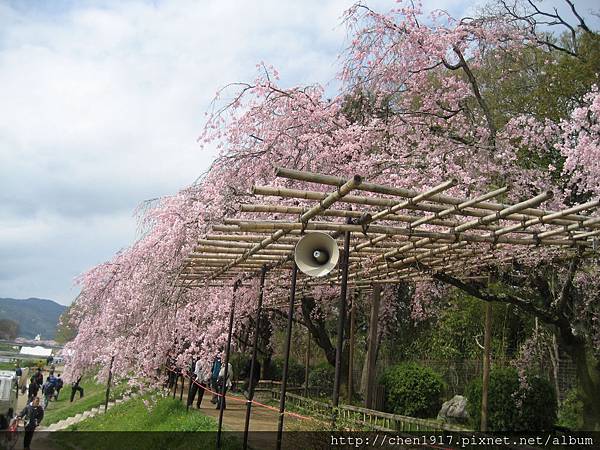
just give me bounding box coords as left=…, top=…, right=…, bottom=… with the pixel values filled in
left=38, top=393, right=139, bottom=432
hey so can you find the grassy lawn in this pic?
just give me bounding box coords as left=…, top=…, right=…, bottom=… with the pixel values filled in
left=0, top=361, right=15, bottom=370
left=43, top=376, right=125, bottom=425
left=51, top=396, right=239, bottom=450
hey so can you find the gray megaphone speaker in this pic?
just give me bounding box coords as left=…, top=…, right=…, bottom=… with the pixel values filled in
left=294, top=232, right=339, bottom=277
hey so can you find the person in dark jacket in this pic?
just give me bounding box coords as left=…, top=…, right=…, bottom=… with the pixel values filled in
left=27, top=380, right=39, bottom=403
left=42, top=381, right=55, bottom=409
left=33, top=369, right=43, bottom=387
left=210, top=355, right=221, bottom=404
left=18, top=397, right=44, bottom=450
left=70, top=376, right=84, bottom=402
left=54, top=374, right=64, bottom=400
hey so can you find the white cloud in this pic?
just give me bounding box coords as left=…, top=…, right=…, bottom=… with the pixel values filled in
left=0, top=0, right=376, bottom=304
left=3, top=0, right=596, bottom=305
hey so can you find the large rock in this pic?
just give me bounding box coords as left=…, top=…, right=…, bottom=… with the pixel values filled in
left=437, top=395, right=469, bottom=424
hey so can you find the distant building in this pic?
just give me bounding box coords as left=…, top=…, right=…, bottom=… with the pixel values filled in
left=19, top=346, right=52, bottom=357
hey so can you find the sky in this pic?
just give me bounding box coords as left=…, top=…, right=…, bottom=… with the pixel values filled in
left=0, top=0, right=597, bottom=305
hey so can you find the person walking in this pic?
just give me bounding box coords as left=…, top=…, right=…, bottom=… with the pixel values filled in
left=27, top=379, right=39, bottom=403
left=54, top=374, right=64, bottom=400
left=42, top=380, right=55, bottom=409
left=70, top=376, right=84, bottom=402
left=33, top=369, right=43, bottom=387
left=18, top=397, right=44, bottom=450
left=209, top=355, right=221, bottom=404
left=187, top=359, right=210, bottom=409
left=216, top=360, right=233, bottom=410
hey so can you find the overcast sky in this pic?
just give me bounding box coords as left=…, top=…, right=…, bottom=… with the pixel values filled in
left=1, top=0, right=597, bottom=305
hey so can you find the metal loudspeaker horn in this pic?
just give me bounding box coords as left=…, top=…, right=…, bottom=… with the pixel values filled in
left=294, top=232, right=339, bottom=277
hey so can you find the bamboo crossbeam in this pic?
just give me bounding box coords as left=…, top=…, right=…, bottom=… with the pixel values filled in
left=234, top=219, right=580, bottom=247
left=493, top=199, right=600, bottom=237
left=274, top=167, right=598, bottom=226
left=205, top=234, right=300, bottom=244
left=238, top=203, right=507, bottom=231
left=210, top=174, right=363, bottom=279
left=537, top=216, right=600, bottom=239
left=196, top=239, right=295, bottom=250
left=370, top=179, right=458, bottom=221
left=189, top=254, right=284, bottom=261
left=194, top=246, right=292, bottom=255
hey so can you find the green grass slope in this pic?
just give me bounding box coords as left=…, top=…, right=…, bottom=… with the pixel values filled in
left=43, top=376, right=124, bottom=425
left=53, top=396, right=239, bottom=450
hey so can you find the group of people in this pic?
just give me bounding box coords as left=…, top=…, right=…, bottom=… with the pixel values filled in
left=26, top=368, right=65, bottom=408
left=180, top=351, right=261, bottom=411
left=2, top=366, right=83, bottom=450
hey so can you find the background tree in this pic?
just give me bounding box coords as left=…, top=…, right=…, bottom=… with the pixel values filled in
left=0, top=319, right=19, bottom=340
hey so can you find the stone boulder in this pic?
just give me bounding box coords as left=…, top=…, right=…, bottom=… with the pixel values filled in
left=437, top=395, right=469, bottom=424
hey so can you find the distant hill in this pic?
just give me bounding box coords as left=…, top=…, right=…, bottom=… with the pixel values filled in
left=0, top=297, right=66, bottom=339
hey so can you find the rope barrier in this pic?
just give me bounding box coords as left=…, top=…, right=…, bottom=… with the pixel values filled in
left=166, top=366, right=314, bottom=421
left=166, top=366, right=451, bottom=449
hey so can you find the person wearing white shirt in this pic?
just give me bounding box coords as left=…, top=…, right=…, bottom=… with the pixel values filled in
left=187, top=359, right=210, bottom=409
left=216, top=362, right=233, bottom=410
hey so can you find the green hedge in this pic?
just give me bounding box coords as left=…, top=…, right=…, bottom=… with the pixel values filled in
left=380, top=362, right=445, bottom=418
left=266, top=357, right=305, bottom=385
left=466, top=367, right=557, bottom=431
left=308, top=363, right=334, bottom=392
left=557, top=388, right=584, bottom=430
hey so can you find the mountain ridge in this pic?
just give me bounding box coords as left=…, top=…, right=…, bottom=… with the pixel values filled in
left=0, top=297, right=66, bottom=339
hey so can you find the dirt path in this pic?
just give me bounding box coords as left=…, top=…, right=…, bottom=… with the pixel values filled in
left=182, top=387, right=302, bottom=450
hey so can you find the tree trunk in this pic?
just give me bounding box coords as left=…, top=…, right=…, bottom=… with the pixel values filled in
left=557, top=321, right=600, bottom=430
left=301, top=296, right=348, bottom=397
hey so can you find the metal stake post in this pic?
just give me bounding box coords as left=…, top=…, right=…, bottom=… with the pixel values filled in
left=179, top=371, right=185, bottom=402
left=243, top=265, right=268, bottom=450
left=332, top=227, right=351, bottom=424
left=275, top=263, right=298, bottom=450
left=365, top=285, right=380, bottom=409
left=104, top=356, right=114, bottom=412
left=304, top=329, right=311, bottom=398
left=217, top=281, right=239, bottom=450
left=187, top=357, right=194, bottom=411
left=347, top=290, right=356, bottom=401
left=172, top=371, right=177, bottom=398
left=481, top=301, right=492, bottom=432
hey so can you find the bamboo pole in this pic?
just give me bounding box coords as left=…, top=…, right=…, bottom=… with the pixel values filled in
left=274, top=167, right=599, bottom=226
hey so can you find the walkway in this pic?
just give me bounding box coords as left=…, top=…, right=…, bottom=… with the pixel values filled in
left=181, top=386, right=307, bottom=450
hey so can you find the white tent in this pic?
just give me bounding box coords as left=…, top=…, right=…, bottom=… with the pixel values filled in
left=19, top=346, right=52, bottom=357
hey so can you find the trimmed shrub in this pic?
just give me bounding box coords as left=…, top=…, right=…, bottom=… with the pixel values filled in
left=466, top=367, right=557, bottom=431
left=267, top=357, right=305, bottom=385
left=308, top=363, right=334, bottom=393
left=557, top=388, right=584, bottom=430
left=380, top=362, right=445, bottom=418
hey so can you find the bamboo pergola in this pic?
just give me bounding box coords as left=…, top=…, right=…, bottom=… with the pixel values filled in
left=177, top=167, right=600, bottom=449
left=177, top=167, right=600, bottom=290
